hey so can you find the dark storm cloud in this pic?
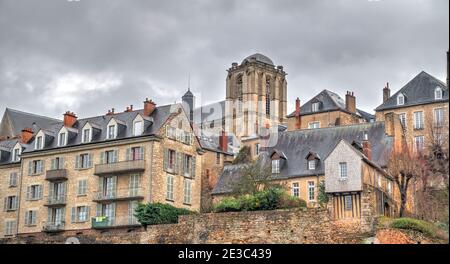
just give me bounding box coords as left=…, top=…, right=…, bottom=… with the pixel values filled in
left=0, top=0, right=448, bottom=119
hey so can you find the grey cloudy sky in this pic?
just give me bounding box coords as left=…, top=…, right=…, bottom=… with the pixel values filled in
left=0, top=0, right=448, bottom=119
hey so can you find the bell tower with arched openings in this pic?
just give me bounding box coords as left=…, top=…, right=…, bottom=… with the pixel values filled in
left=224, top=53, right=287, bottom=139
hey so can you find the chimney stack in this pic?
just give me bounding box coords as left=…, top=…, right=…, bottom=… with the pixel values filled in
left=144, top=98, right=156, bottom=116
left=124, top=105, right=133, bottom=112
left=345, top=91, right=356, bottom=114
left=21, top=127, right=34, bottom=144
left=63, top=111, right=77, bottom=127
left=383, top=82, right=391, bottom=103
left=295, top=97, right=301, bottom=129
left=106, top=108, right=115, bottom=116
left=362, top=132, right=372, bottom=161
left=219, top=130, right=228, bottom=153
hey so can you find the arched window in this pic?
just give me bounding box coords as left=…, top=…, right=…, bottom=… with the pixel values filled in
left=236, top=75, right=243, bottom=114
left=397, top=93, right=405, bottom=106
left=266, top=77, right=271, bottom=116
left=435, top=87, right=443, bottom=100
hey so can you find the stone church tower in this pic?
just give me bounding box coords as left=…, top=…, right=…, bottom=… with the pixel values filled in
left=224, top=53, right=287, bottom=138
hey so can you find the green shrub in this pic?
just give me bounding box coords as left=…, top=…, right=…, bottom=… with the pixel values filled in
left=214, top=197, right=242, bottom=212
left=134, top=202, right=193, bottom=227
left=214, top=186, right=306, bottom=212
left=390, top=218, right=438, bottom=237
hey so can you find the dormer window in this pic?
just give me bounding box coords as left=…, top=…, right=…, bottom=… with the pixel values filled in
left=397, top=94, right=405, bottom=105
left=435, top=87, right=443, bottom=100
left=12, top=144, right=21, bottom=162
left=272, top=159, right=280, bottom=174
left=312, top=102, right=320, bottom=112
left=308, top=160, right=316, bottom=170
left=58, top=132, right=66, bottom=147
left=82, top=128, right=91, bottom=143
left=133, top=121, right=143, bottom=136
left=107, top=124, right=116, bottom=139
left=35, top=136, right=43, bottom=150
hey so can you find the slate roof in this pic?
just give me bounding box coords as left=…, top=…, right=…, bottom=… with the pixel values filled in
left=212, top=122, right=392, bottom=195
left=0, top=108, right=61, bottom=138
left=242, top=53, right=274, bottom=66
left=375, top=71, right=449, bottom=111
left=194, top=100, right=225, bottom=125
left=21, top=104, right=176, bottom=154
left=198, top=133, right=234, bottom=155
left=287, top=90, right=374, bottom=122
left=0, top=138, right=21, bottom=165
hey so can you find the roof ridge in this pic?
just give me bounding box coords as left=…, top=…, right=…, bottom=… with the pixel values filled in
left=283, top=121, right=383, bottom=134
left=6, top=108, right=61, bottom=121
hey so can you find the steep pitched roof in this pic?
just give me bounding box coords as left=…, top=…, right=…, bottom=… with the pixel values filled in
left=212, top=122, right=391, bottom=195
left=287, top=90, right=374, bottom=122
left=21, top=104, right=176, bottom=154
left=0, top=108, right=60, bottom=138
left=375, top=71, right=448, bottom=111
left=193, top=100, right=225, bottom=125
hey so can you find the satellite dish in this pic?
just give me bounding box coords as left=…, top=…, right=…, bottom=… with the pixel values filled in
left=65, top=237, right=80, bottom=244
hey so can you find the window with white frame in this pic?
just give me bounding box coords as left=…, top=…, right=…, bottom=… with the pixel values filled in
left=35, top=136, right=43, bottom=150
left=82, top=128, right=91, bottom=143
left=27, top=185, right=42, bottom=200
left=77, top=206, right=88, bottom=222
left=308, top=160, right=316, bottom=170
left=183, top=179, right=192, bottom=204
left=77, top=179, right=88, bottom=196
left=107, top=124, right=116, bottom=139
left=292, top=182, right=299, bottom=197
left=311, top=102, right=320, bottom=112
left=4, top=196, right=18, bottom=211
left=434, top=108, right=445, bottom=127
left=166, top=175, right=174, bottom=201
left=435, top=87, right=443, bottom=100
left=29, top=160, right=44, bottom=175
left=133, top=120, right=143, bottom=136
left=4, top=220, right=15, bottom=236
left=344, top=195, right=352, bottom=211
left=308, top=122, right=320, bottom=129
left=413, top=111, right=424, bottom=129
left=308, top=181, right=315, bottom=201
left=12, top=146, right=21, bottom=162
left=397, top=94, right=405, bottom=105
left=24, top=210, right=37, bottom=226
left=414, top=136, right=424, bottom=153
left=50, top=157, right=64, bottom=170
left=58, top=132, right=66, bottom=147
left=272, top=159, right=280, bottom=174
left=76, top=153, right=92, bottom=169
left=339, top=162, right=348, bottom=180
left=398, top=113, right=407, bottom=128
left=9, top=172, right=18, bottom=187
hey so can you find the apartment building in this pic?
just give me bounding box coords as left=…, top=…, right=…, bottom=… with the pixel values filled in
left=0, top=99, right=205, bottom=237
left=286, top=90, right=374, bottom=131
left=375, top=71, right=449, bottom=154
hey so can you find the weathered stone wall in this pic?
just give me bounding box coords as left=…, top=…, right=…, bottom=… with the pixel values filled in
left=1, top=209, right=372, bottom=244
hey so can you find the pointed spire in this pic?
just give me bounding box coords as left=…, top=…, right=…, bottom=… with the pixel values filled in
left=188, top=73, right=191, bottom=91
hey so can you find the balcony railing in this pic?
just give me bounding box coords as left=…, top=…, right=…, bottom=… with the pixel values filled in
left=45, top=194, right=67, bottom=206
left=92, top=187, right=144, bottom=202
left=94, top=160, right=146, bottom=176
left=42, top=221, right=65, bottom=232
left=91, top=216, right=140, bottom=229
left=45, top=169, right=68, bottom=181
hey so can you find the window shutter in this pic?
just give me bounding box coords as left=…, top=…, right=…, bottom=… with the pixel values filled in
left=111, top=176, right=117, bottom=197
left=113, top=150, right=118, bottom=163
left=100, top=152, right=105, bottom=164
left=86, top=206, right=90, bottom=220
left=51, top=158, right=56, bottom=170
left=47, top=208, right=52, bottom=223
left=77, top=181, right=82, bottom=195
left=31, top=211, right=36, bottom=225
left=175, top=152, right=180, bottom=174
left=139, top=147, right=145, bottom=160
left=96, top=204, right=102, bottom=217
left=13, top=196, right=18, bottom=210
left=60, top=157, right=65, bottom=169
left=3, top=197, right=7, bottom=212
left=28, top=161, right=32, bottom=175
left=163, top=148, right=168, bottom=171
left=110, top=203, right=116, bottom=224
left=38, top=185, right=43, bottom=199
left=181, top=154, right=185, bottom=176
left=37, top=161, right=42, bottom=174
left=75, top=155, right=80, bottom=169
left=25, top=211, right=29, bottom=226
left=191, top=156, right=196, bottom=178
left=88, top=154, right=93, bottom=167
left=98, top=177, right=104, bottom=193
left=126, top=148, right=131, bottom=161
left=71, top=207, right=76, bottom=223
left=49, top=182, right=54, bottom=198
left=27, top=186, right=32, bottom=200
left=61, top=182, right=67, bottom=196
